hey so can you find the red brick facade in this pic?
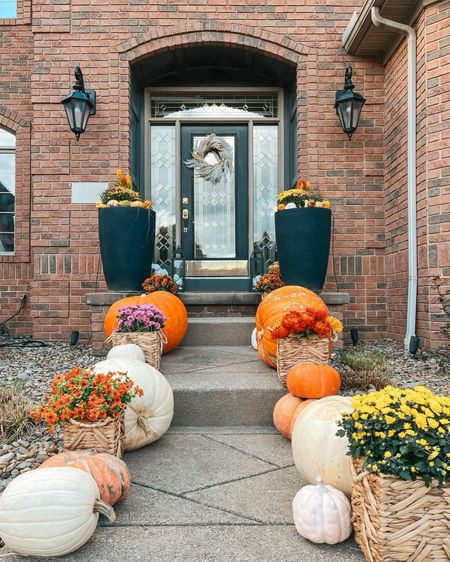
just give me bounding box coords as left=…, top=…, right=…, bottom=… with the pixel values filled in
left=0, top=0, right=448, bottom=349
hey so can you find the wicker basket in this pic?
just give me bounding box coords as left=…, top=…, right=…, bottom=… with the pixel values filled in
left=276, top=336, right=330, bottom=387
left=109, top=331, right=163, bottom=369
left=351, top=458, right=450, bottom=562
left=63, top=416, right=125, bottom=458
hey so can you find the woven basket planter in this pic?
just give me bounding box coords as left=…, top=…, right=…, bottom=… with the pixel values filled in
left=276, top=336, right=330, bottom=387
left=109, top=331, right=163, bottom=369
left=351, top=458, right=450, bottom=562
left=63, top=416, right=125, bottom=458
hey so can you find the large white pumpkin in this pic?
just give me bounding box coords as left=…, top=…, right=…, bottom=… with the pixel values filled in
left=107, top=343, right=145, bottom=363
left=292, top=478, right=352, bottom=544
left=0, top=467, right=115, bottom=557
left=291, top=395, right=353, bottom=496
left=93, top=357, right=174, bottom=451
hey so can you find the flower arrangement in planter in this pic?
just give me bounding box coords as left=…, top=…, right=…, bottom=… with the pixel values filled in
left=97, top=169, right=156, bottom=292
left=255, top=262, right=285, bottom=296
left=142, top=273, right=179, bottom=294
left=31, top=367, right=143, bottom=457
left=270, top=307, right=342, bottom=386
left=276, top=178, right=330, bottom=210
left=96, top=169, right=152, bottom=209
left=109, top=304, right=167, bottom=368
left=337, top=386, right=450, bottom=562
left=275, top=178, right=332, bottom=291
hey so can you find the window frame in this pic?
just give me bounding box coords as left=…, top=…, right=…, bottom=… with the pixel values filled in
left=0, top=128, right=16, bottom=256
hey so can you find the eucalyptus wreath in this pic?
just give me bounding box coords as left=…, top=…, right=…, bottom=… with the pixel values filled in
left=184, top=134, right=233, bottom=183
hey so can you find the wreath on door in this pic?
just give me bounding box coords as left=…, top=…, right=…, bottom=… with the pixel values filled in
left=184, top=134, right=234, bottom=183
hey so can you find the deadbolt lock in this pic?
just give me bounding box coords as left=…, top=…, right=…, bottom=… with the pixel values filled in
left=182, top=197, right=189, bottom=204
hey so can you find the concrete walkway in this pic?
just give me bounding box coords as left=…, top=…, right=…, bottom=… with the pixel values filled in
left=6, top=426, right=363, bottom=562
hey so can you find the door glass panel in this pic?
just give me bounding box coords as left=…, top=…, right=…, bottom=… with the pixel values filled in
left=253, top=125, right=278, bottom=268
left=150, top=125, right=176, bottom=271
left=193, top=135, right=235, bottom=259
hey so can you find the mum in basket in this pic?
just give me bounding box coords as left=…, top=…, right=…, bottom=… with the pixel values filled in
left=32, top=367, right=143, bottom=458
left=337, top=385, right=450, bottom=562
left=270, top=306, right=342, bottom=386
left=109, top=303, right=166, bottom=369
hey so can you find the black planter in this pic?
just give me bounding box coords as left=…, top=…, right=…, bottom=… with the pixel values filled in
left=98, top=207, right=156, bottom=292
left=275, top=207, right=331, bottom=291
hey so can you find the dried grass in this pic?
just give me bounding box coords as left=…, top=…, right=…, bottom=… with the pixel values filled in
left=339, top=350, right=390, bottom=391
left=0, top=384, right=33, bottom=444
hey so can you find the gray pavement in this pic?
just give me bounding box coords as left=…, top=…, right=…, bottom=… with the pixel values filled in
left=5, top=428, right=363, bottom=562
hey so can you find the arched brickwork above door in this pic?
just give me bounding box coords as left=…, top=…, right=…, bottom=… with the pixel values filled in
left=0, top=106, right=30, bottom=133
left=118, top=22, right=310, bottom=65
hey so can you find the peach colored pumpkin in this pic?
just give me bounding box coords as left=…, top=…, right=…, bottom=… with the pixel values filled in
left=287, top=362, right=341, bottom=399
left=273, top=394, right=303, bottom=439
left=40, top=451, right=131, bottom=506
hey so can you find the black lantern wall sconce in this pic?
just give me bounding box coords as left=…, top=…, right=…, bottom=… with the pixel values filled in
left=61, top=66, right=96, bottom=141
left=334, top=66, right=366, bottom=140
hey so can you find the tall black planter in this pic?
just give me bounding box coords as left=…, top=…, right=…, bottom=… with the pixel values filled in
left=98, top=207, right=156, bottom=292
left=275, top=207, right=331, bottom=291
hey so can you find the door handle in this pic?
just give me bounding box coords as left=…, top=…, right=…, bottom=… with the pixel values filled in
left=182, top=209, right=189, bottom=220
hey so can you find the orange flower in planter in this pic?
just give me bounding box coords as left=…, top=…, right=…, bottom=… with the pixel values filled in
left=270, top=306, right=342, bottom=341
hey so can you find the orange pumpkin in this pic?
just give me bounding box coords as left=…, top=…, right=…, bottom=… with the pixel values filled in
left=104, top=292, right=187, bottom=354
left=273, top=394, right=302, bottom=439
left=255, top=286, right=328, bottom=365
left=257, top=337, right=276, bottom=368
left=287, top=362, right=341, bottom=399
left=39, top=451, right=131, bottom=506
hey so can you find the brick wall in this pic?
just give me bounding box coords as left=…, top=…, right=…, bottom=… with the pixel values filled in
left=0, top=0, right=33, bottom=335
left=384, top=4, right=450, bottom=350
left=0, top=0, right=445, bottom=348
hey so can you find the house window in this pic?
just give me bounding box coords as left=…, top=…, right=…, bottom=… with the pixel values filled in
left=0, top=128, right=15, bottom=254
left=0, top=1, right=16, bottom=18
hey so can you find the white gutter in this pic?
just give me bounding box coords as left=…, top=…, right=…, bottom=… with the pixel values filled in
left=371, top=7, right=417, bottom=351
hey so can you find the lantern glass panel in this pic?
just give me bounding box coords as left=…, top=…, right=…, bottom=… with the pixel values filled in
left=338, top=99, right=353, bottom=131
left=351, top=99, right=364, bottom=129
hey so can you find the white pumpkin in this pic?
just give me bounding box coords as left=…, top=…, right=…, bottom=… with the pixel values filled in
left=291, top=395, right=353, bottom=496
left=93, top=357, right=174, bottom=451
left=293, top=477, right=352, bottom=544
left=107, top=343, right=145, bottom=363
left=284, top=202, right=297, bottom=209
left=251, top=328, right=258, bottom=350
left=0, top=467, right=115, bottom=557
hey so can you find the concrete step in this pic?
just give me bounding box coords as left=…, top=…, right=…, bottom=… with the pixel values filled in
left=181, top=316, right=255, bottom=347
left=161, top=346, right=285, bottom=426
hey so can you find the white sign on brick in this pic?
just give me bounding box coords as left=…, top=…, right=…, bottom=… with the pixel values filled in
left=71, top=182, right=107, bottom=204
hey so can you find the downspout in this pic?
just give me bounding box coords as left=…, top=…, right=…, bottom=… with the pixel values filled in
left=371, top=7, right=417, bottom=351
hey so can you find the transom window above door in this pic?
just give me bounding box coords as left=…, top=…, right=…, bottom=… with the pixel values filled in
left=150, top=93, right=279, bottom=119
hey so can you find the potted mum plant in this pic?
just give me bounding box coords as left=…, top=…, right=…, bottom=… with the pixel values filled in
left=255, top=262, right=285, bottom=298
left=97, top=169, right=155, bottom=292
left=275, top=178, right=331, bottom=291
left=32, top=367, right=142, bottom=458
left=270, top=306, right=342, bottom=386
left=142, top=272, right=178, bottom=294
left=337, top=386, right=450, bottom=562
left=109, top=304, right=166, bottom=368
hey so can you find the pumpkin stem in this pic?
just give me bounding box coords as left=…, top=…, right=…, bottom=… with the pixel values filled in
left=94, top=499, right=116, bottom=523
left=315, top=475, right=327, bottom=490
left=0, top=537, right=4, bottom=548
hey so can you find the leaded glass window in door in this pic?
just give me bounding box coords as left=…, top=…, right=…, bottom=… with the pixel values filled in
left=150, top=125, right=176, bottom=270
left=253, top=125, right=278, bottom=269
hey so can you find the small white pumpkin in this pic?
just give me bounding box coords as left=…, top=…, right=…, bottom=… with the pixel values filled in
left=251, top=328, right=258, bottom=350
left=292, top=477, right=352, bottom=544
left=284, top=202, right=297, bottom=210
left=107, top=343, right=145, bottom=363
left=0, top=467, right=115, bottom=557
left=291, top=395, right=353, bottom=496
left=93, top=357, right=174, bottom=451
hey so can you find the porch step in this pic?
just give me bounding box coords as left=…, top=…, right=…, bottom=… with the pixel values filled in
left=161, top=346, right=284, bottom=426
left=181, top=316, right=255, bottom=347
